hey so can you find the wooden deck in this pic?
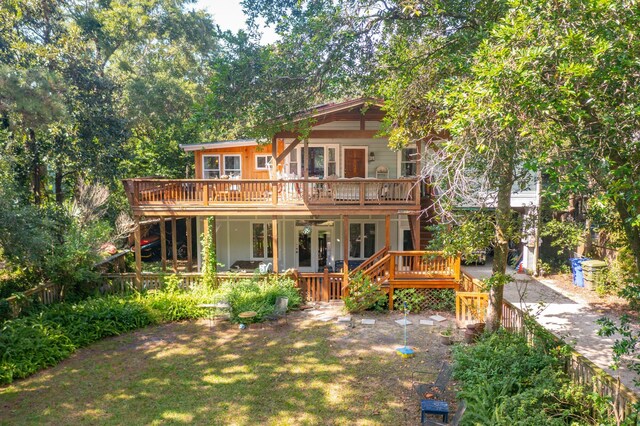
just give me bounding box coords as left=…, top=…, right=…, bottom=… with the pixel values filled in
left=123, top=178, right=421, bottom=215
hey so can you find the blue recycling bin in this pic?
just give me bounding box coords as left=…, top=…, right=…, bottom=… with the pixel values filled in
left=569, top=258, right=590, bottom=287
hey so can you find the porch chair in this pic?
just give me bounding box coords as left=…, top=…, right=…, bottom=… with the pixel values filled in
left=412, top=362, right=453, bottom=400
left=422, top=400, right=466, bottom=426
left=265, top=296, right=289, bottom=325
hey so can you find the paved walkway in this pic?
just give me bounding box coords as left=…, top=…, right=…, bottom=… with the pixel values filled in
left=463, top=263, right=640, bottom=394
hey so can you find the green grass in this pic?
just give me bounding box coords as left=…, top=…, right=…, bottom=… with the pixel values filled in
left=0, top=315, right=450, bottom=425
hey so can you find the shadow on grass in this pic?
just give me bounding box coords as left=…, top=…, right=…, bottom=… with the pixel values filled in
left=0, top=316, right=425, bottom=425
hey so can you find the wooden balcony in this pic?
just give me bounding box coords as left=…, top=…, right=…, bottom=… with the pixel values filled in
left=123, top=178, right=421, bottom=216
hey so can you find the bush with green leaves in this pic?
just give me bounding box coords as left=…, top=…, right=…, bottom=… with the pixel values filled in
left=0, top=285, right=215, bottom=384
left=393, top=288, right=425, bottom=312
left=343, top=272, right=387, bottom=313
left=214, top=274, right=302, bottom=322
left=453, top=330, right=627, bottom=425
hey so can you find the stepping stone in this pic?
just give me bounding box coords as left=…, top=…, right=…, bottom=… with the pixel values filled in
left=420, top=319, right=434, bottom=326
left=395, top=319, right=412, bottom=326
left=317, top=315, right=334, bottom=322
left=429, top=314, right=447, bottom=322
left=337, top=316, right=352, bottom=323
left=361, top=319, right=376, bottom=325
left=308, top=310, right=324, bottom=316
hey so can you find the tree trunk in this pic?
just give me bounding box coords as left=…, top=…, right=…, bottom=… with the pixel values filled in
left=485, top=171, right=514, bottom=333
left=28, top=128, right=42, bottom=205
left=615, top=198, right=640, bottom=273
left=55, top=167, right=63, bottom=204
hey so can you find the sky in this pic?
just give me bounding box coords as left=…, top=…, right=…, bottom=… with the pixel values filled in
left=193, top=0, right=279, bottom=44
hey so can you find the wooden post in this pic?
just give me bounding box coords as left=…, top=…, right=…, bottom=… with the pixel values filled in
left=272, top=215, right=279, bottom=273
left=203, top=183, right=209, bottom=206
left=410, top=214, right=420, bottom=251
left=186, top=217, right=193, bottom=272
left=303, top=139, right=309, bottom=202
left=323, top=266, right=330, bottom=301
left=272, top=136, right=278, bottom=206
left=342, top=215, right=349, bottom=296
left=389, top=286, right=394, bottom=311
left=453, top=255, right=461, bottom=281
left=385, top=214, right=391, bottom=250
left=171, top=217, right=178, bottom=273
left=160, top=217, right=167, bottom=272
left=134, top=216, right=142, bottom=289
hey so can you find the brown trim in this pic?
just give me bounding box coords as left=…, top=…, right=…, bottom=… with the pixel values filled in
left=275, top=138, right=300, bottom=164
left=274, top=130, right=380, bottom=139
left=186, top=217, right=193, bottom=272
left=160, top=217, right=167, bottom=272
left=171, top=218, right=178, bottom=273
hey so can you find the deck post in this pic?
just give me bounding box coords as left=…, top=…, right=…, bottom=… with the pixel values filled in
left=171, top=217, right=178, bottom=273
left=388, top=285, right=394, bottom=311
left=272, top=215, right=279, bottom=273
left=323, top=266, right=330, bottom=301
left=342, top=215, right=349, bottom=296
left=410, top=214, right=420, bottom=251
left=186, top=217, right=193, bottom=272
left=303, top=139, right=309, bottom=202
left=160, top=217, right=167, bottom=272
left=134, top=216, right=142, bottom=290
left=385, top=214, right=391, bottom=250
left=271, top=136, right=278, bottom=206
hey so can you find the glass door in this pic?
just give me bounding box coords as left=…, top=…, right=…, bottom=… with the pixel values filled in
left=296, top=227, right=313, bottom=271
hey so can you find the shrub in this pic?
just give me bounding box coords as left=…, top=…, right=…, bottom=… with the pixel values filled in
left=215, top=275, right=302, bottom=322
left=453, top=330, right=623, bottom=425
left=0, top=286, right=215, bottom=384
left=343, top=272, right=387, bottom=313
left=393, top=289, right=425, bottom=312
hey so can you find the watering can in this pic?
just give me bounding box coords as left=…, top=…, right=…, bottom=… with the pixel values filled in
left=259, top=263, right=272, bottom=274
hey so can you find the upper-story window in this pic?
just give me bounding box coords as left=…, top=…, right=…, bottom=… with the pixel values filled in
left=287, top=145, right=338, bottom=177
left=223, top=154, right=241, bottom=177
left=255, top=154, right=270, bottom=170
left=203, top=155, right=220, bottom=178
left=399, top=147, right=418, bottom=177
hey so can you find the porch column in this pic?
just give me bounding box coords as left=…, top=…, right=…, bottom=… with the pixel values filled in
left=134, top=216, right=142, bottom=289
left=342, top=215, right=349, bottom=295
left=303, top=139, right=309, bottom=201
left=410, top=214, right=420, bottom=251
left=186, top=217, right=193, bottom=272
left=160, top=217, right=167, bottom=272
left=385, top=214, right=391, bottom=250
left=272, top=215, right=279, bottom=273
left=171, top=217, right=178, bottom=273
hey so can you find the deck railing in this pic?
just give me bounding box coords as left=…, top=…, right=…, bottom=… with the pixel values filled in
left=389, top=251, right=461, bottom=281
left=124, top=178, right=420, bottom=210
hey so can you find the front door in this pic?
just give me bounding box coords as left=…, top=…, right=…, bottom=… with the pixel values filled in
left=343, top=148, right=366, bottom=178
left=296, top=226, right=333, bottom=272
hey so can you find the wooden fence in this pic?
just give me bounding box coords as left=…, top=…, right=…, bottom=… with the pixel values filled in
left=4, top=282, right=64, bottom=317
left=456, top=271, right=639, bottom=421
left=295, top=269, right=345, bottom=302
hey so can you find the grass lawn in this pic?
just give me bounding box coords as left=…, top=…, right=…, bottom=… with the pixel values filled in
left=0, top=308, right=457, bottom=425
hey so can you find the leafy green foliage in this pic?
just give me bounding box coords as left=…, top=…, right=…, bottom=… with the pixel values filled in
left=541, top=219, right=583, bottom=257
left=0, top=286, right=215, bottom=384
left=343, top=272, right=387, bottom=313
left=597, top=315, right=640, bottom=388
left=393, top=289, right=425, bottom=313
left=454, top=331, right=623, bottom=425
left=214, top=275, right=302, bottom=323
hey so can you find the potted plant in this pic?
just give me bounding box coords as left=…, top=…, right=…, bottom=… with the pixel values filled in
left=439, top=326, right=454, bottom=345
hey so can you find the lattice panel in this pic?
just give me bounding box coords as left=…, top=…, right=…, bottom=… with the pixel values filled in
left=394, top=288, right=456, bottom=312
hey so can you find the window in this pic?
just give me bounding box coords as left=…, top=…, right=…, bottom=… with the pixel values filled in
left=255, top=154, right=270, bottom=170
left=301, top=147, right=325, bottom=177
left=288, top=149, right=298, bottom=175
left=399, top=147, right=418, bottom=177
left=252, top=223, right=273, bottom=259
left=224, top=155, right=241, bottom=177
left=327, top=147, right=337, bottom=176
left=349, top=223, right=376, bottom=259
left=287, top=145, right=339, bottom=177
left=203, top=155, right=220, bottom=178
